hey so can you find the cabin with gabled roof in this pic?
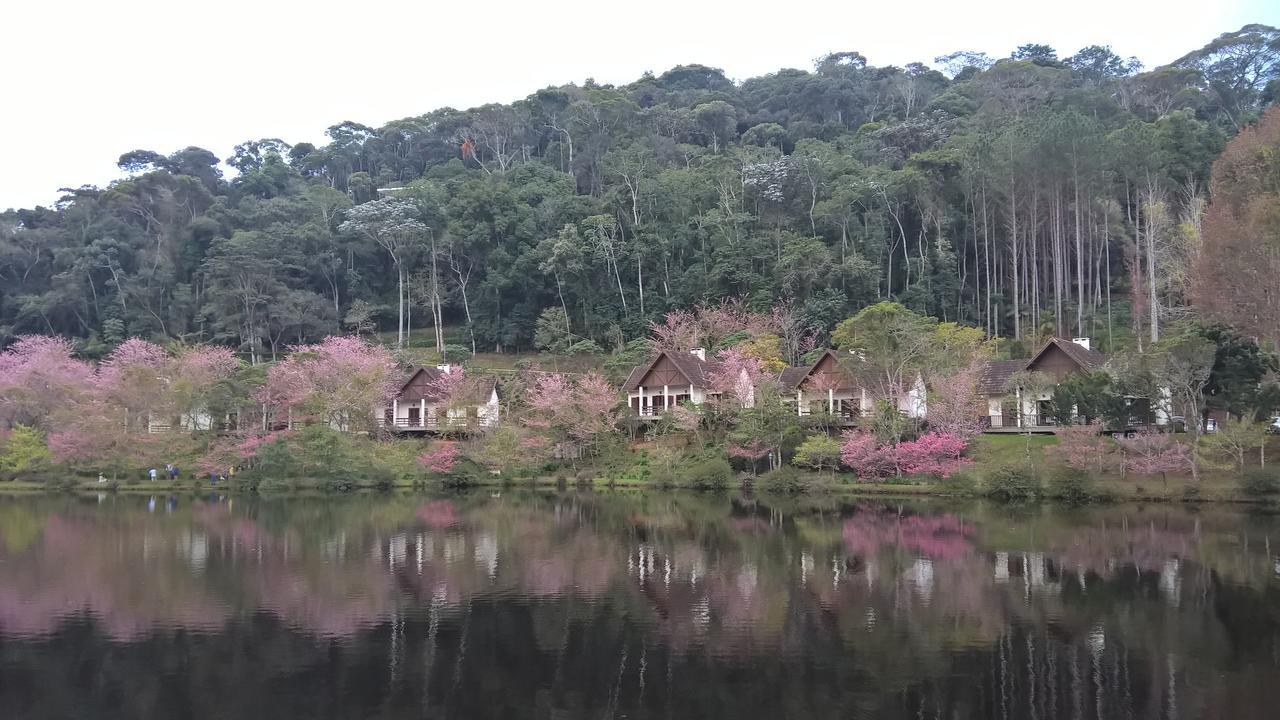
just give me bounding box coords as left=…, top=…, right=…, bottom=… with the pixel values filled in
left=379, top=365, right=499, bottom=432
left=621, top=348, right=751, bottom=417
left=777, top=350, right=870, bottom=424
left=977, top=336, right=1165, bottom=431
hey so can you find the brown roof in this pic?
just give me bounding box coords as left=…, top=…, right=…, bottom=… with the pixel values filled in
left=396, top=366, right=446, bottom=403
left=977, top=339, right=1108, bottom=395
left=1040, top=337, right=1107, bottom=370
left=621, top=351, right=723, bottom=392
left=777, top=349, right=859, bottom=392
left=778, top=366, right=809, bottom=390
left=978, top=359, right=1026, bottom=395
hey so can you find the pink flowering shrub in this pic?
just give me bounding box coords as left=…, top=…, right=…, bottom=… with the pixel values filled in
left=418, top=443, right=461, bottom=474
left=840, top=430, right=970, bottom=481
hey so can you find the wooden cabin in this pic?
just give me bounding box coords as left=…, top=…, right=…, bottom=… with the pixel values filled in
left=379, top=365, right=499, bottom=432
left=621, top=348, right=750, bottom=417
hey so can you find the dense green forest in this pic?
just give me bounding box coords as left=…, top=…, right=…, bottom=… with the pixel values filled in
left=2, top=25, right=1277, bottom=361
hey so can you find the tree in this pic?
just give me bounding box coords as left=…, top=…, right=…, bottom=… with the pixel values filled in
left=0, top=336, right=94, bottom=430
left=1153, top=330, right=1215, bottom=441
left=1200, top=417, right=1268, bottom=471
left=339, top=198, right=427, bottom=349
left=0, top=424, right=52, bottom=475
left=1192, top=105, right=1280, bottom=345
left=257, top=336, right=397, bottom=431
left=1117, top=430, right=1195, bottom=487
left=925, top=361, right=985, bottom=440
left=1045, top=422, right=1118, bottom=474
left=792, top=434, right=841, bottom=475
left=523, top=372, right=621, bottom=458
left=832, top=302, right=936, bottom=402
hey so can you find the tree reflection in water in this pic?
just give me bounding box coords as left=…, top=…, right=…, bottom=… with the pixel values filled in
left=0, top=493, right=1278, bottom=719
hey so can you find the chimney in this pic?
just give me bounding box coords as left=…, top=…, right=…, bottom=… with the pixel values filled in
left=689, top=347, right=706, bottom=362
left=1071, top=337, right=1091, bottom=351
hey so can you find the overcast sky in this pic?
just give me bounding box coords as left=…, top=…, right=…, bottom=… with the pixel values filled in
left=1, top=0, right=1275, bottom=210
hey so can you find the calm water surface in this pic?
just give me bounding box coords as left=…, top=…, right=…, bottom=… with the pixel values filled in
left=1, top=491, right=1278, bottom=719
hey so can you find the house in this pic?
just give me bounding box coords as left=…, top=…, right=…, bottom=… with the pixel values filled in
left=778, top=349, right=928, bottom=422
left=379, top=365, right=499, bottom=432
left=778, top=350, right=870, bottom=423
left=977, top=337, right=1144, bottom=431
left=622, top=348, right=750, bottom=417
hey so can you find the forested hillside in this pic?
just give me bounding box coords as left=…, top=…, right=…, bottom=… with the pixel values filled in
left=2, top=25, right=1277, bottom=361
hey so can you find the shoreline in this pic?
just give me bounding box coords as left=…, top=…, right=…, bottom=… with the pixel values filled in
left=2, top=474, right=1275, bottom=506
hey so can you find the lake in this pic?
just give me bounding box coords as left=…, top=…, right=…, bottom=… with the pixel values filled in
left=0, top=491, right=1278, bottom=719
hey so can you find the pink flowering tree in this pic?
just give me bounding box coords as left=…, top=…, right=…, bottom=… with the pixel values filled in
left=95, top=338, right=171, bottom=431
left=257, top=336, right=397, bottom=431
left=168, top=345, right=240, bottom=427
left=524, top=372, right=621, bottom=458
left=0, top=335, right=95, bottom=430
left=1046, top=422, right=1119, bottom=475
left=925, top=361, right=986, bottom=441
left=893, top=432, right=970, bottom=477
left=840, top=430, right=970, bottom=481
left=839, top=430, right=896, bottom=480
left=1116, top=430, right=1196, bottom=487
left=417, top=442, right=461, bottom=474
left=706, top=347, right=766, bottom=408
left=649, top=298, right=778, bottom=353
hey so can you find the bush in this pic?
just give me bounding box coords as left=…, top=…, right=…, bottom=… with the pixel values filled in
left=1046, top=467, right=1098, bottom=504
left=984, top=464, right=1040, bottom=502
left=759, top=466, right=818, bottom=494
left=1239, top=466, right=1280, bottom=497
left=677, top=455, right=732, bottom=491
left=0, top=425, right=53, bottom=477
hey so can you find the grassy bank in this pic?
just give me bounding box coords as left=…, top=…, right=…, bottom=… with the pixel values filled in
left=7, top=432, right=1279, bottom=505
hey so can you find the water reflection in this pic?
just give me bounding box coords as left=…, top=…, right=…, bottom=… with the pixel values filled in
left=0, top=493, right=1278, bottom=719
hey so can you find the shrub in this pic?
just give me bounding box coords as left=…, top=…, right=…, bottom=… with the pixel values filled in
left=759, top=466, right=815, bottom=494
left=1239, top=466, right=1280, bottom=497
left=677, top=455, right=732, bottom=490
left=1046, top=466, right=1098, bottom=504
left=984, top=464, right=1040, bottom=502
left=0, top=425, right=53, bottom=477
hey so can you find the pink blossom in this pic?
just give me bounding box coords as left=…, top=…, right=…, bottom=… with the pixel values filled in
left=706, top=347, right=765, bottom=406
left=418, top=443, right=461, bottom=474
left=840, top=430, right=970, bottom=480
left=925, top=362, right=985, bottom=441
left=0, top=335, right=94, bottom=429
left=523, top=372, right=620, bottom=452
left=1116, top=430, right=1195, bottom=479
left=257, top=336, right=397, bottom=429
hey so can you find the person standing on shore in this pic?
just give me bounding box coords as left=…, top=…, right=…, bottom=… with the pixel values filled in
left=149, top=467, right=157, bottom=482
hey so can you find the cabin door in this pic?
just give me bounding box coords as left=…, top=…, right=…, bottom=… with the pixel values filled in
left=408, top=406, right=421, bottom=427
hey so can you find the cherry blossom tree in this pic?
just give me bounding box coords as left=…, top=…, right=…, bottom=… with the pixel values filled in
left=1116, top=430, right=1195, bottom=488
left=705, top=347, right=766, bottom=408
left=839, top=430, right=896, bottom=480
left=649, top=298, right=777, bottom=353
left=418, top=442, right=461, bottom=474
left=1046, top=422, right=1119, bottom=474
left=257, top=336, right=397, bottom=431
left=893, top=432, right=970, bottom=477
left=524, top=372, right=621, bottom=457
left=0, top=335, right=94, bottom=430
left=925, top=361, right=985, bottom=441
left=840, top=430, right=969, bottom=480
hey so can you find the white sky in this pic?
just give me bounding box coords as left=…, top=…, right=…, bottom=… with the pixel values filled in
left=1, top=0, right=1275, bottom=210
